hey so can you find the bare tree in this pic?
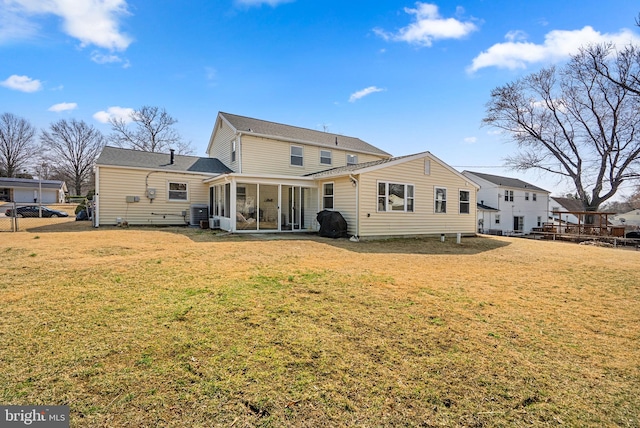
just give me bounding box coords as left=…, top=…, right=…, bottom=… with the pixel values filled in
left=108, top=106, right=193, bottom=154
left=578, top=43, right=640, bottom=97
left=40, top=119, right=105, bottom=196
left=483, top=47, right=640, bottom=212
left=0, top=113, right=37, bottom=177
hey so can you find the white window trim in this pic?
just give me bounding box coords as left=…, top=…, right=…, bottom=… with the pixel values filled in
left=377, top=181, right=415, bottom=213
left=320, top=149, right=332, bottom=166
left=167, top=181, right=189, bottom=202
left=459, top=189, right=471, bottom=215
left=322, top=182, right=334, bottom=210
left=231, top=139, right=236, bottom=163
left=290, top=145, right=304, bottom=167
left=346, top=154, right=358, bottom=165
left=434, top=186, right=447, bottom=214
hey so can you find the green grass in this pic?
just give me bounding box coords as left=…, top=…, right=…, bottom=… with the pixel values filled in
left=0, top=229, right=639, bottom=427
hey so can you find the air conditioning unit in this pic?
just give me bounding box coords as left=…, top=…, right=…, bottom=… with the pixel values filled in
left=211, top=218, right=220, bottom=229
left=189, top=204, right=209, bottom=226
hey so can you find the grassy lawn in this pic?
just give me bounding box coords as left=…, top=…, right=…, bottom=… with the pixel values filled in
left=1, top=228, right=639, bottom=427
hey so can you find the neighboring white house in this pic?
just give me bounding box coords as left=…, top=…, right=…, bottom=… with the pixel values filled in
left=611, top=209, right=640, bottom=227
left=0, top=178, right=67, bottom=204
left=462, top=171, right=550, bottom=235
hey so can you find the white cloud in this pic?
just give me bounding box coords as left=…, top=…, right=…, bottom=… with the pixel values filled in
left=90, top=51, right=130, bottom=67
left=48, top=102, right=77, bottom=112
left=468, top=26, right=640, bottom=73
left=93, top=106, right=135, bottom=124
left=349, top=86, right=385, bottom=103
left=234, top=0, right=294, bottom=7
left=0, top=74, right=42, bottom=92
left=374, top=2, right=478, bottom=47
left=463, top=136, right=477, bottom=144
left=3, top=0, right=132, bottom=51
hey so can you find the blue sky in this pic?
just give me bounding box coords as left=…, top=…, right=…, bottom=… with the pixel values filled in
left=2, top=0, right=640, bottom=197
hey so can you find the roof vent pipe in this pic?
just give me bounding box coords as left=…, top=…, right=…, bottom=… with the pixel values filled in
left=170, top=149, right=175, bottom=165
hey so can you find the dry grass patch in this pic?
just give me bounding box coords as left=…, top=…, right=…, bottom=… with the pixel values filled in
left=0, top=229, right=639, bottom=427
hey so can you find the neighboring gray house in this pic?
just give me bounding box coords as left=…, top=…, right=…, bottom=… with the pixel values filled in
left=462, top=171, right=550, bottom=235
left=549, top=196, right=584, bottom=225
left=0, top=178, right=68, bottom=204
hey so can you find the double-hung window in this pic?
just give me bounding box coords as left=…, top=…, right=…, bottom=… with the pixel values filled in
left=504, top=190, right=514, bottom=202
left=377, top=182, right=414, bottom=212
left=435, top=187, right=447, bottom=213
left=168, top=182, right=188, bottom=201
left=459, top=190, right=470, bottom=214
left=290, top=146, right=303, bottom=166
left=533, top=193, right=537, bottom=201
left=231, top=140, right=236, bottom=162
left=346, top=154, right=358, bottom=165
left=320, top=150, right=332, bottom=165
left=323, top=183, right=334, bottom=209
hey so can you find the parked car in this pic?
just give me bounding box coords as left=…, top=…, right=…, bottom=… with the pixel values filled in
left=5, top=206, right=69, bottom=218
left=625, top=231, right=640, bottom=239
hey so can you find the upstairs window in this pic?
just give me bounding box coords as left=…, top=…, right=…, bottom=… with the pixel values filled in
left=320, top=150, right=332, bottom=165
left=525, top=192, right=529, bottom=201
left=459, top=190, right=470, bottom=214
left=504, top=190, right=514, bottom=202
left=231, top=140, right=236, bottom=162
left=290, top=146, right=303, bottom=166
left=435, top=187, right=447, bottom=213
left=533, top=193, right=537, bottom=201
left=168, top=182, right=188, bottom=201
left=346, top=154, right=358, bottom=165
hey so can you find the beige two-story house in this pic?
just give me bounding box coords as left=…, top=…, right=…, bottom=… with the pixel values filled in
left=95, top=112, right=478, bottom=238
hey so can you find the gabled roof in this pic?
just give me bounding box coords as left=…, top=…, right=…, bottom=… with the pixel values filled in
left=0, top=177, right=67, bottom=191
left=477, top=202, right=498, bottom=211
left=550, top=196, right=584, bottom=212
left=463, top=171, right=549, bottom=193
left=308, top=151, right=479, bottom=188
left=218, top=112, right=392, bottom=157
left=307, top=154, right=415, bottom=178
left=96, top=146, right=232, bottom=174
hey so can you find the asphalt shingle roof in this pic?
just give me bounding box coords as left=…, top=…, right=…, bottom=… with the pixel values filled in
left=307, top=153, right=417, bottom=178
left=464, top=171, right=549, bottom=193
left=96, top=146, right=232, bottom=174
left=550, top=197, right=585, bottom=212
left=0, top=177, right=66, bottom=190
left=220, top=112, right=392, bottom=157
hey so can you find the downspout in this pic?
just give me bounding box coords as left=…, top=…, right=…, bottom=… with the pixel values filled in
left=237, top=133, right=243, bottom=173
left=349, top=174, right=359, bottom=241
left=94, top=166, right=100, bottom=227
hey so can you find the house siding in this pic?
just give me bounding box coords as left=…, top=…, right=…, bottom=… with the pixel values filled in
left=357, top=157, right=477, bottom=238
left=240, top=135, right=386, bottom=176
left=97, top=166, right=210, bottom=226
left=207, top=119, right=237, bottom=172
left=319, top=177, right=357, bottom=235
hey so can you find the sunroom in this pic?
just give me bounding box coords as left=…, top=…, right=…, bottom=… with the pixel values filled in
left=205, top=175, right=319, bottom=233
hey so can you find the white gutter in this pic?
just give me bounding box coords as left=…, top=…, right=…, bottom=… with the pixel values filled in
left=237, top=131, right=391, bottom=158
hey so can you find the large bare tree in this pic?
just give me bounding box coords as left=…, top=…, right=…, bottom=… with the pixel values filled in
left=0, top=113, right=37, bottom=177
left=108, top=105, right=192, bottom=154
left=483, top=45, right=640, bottom=212
left=40, top=119, right=105, bottom=196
